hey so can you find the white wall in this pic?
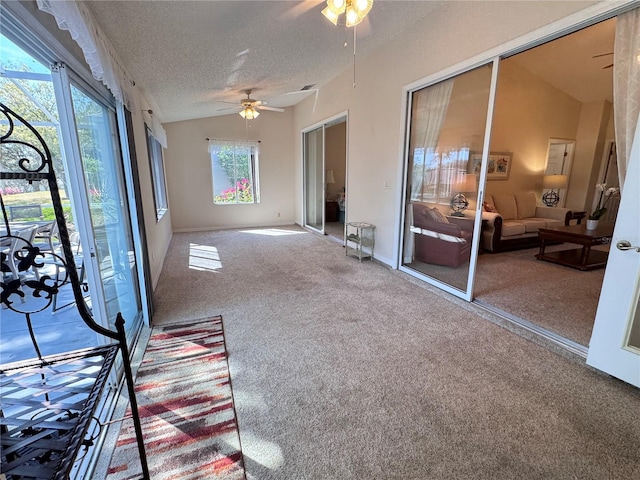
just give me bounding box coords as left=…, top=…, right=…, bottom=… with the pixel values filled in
left=131, top=92, right=173, bottom=289
left=164, top=110, right=296, bottom=231
left=488, top=60, right=582, bottom=197
left=292, top=1, right=600, bottom=265
left=569, top=100, right=613, bottom=210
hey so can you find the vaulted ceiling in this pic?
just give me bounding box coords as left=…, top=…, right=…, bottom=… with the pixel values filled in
left=86, top=1, right=615, bottom=124
left=86, top=0, right=444, bottom=122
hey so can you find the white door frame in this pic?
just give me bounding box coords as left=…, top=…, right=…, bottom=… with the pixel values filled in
left=302, top=112, right=349, bottom=235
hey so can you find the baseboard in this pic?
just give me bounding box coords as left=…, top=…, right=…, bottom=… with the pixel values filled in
left=172, top=221, right=297, bottom=233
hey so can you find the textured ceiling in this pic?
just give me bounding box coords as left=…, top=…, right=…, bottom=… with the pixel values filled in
left=86, top=1, right=614, bottom=124
left=86, top=0, right=445, bottom=122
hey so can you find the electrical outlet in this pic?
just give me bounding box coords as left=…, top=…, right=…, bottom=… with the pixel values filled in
left=384, top=180, right=391, bottom=190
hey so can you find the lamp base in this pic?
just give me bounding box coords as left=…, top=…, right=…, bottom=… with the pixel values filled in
left=450, top=193, right=469, bottom=216
left=542, top=190, right=560, bottom=207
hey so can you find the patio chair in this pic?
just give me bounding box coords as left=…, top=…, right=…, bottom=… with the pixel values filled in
left=33, top=220, right=60, bottom=253
left=1, top=225, right=39, bottom=281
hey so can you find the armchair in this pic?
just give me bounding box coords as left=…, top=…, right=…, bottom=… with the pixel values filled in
left=411, top=203, right=473, bottom=268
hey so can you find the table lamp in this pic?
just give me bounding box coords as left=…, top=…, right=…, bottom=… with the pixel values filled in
left=542, top=174, right=568, bottom=207
left=325, top=169, right=336, bottom=198
left=450, top=174, right=477, bottom=216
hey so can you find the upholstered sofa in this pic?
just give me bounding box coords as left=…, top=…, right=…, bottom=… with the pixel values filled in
left=481, top=192, right=572, bottom=252
left=411, top=203, right=473, bottom=267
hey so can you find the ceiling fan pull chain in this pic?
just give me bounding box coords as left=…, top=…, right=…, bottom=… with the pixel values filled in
left=353, top=25, right=357, bottom=88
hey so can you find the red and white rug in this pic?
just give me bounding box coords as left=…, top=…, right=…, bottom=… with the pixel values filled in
left=106, top=316, right=245, bottom=479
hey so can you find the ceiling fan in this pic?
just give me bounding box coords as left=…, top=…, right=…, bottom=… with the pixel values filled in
left=220, top=90, right=285, bottom=119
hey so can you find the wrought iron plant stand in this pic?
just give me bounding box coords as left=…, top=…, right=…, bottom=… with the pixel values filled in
left=0, top=103, right=149, bottom=479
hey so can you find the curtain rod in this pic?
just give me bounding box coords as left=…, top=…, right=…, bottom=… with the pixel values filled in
left=206, top=138, right=260, bottom=142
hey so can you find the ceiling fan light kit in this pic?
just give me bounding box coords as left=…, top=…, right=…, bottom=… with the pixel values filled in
left=239, top=106, right=259, bottom=119
left=322, top=0, right=373, bottom=27
left=229, top=90, right=284, bottom=119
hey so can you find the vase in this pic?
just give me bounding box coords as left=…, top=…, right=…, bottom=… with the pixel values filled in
left=586, top=219, right=599, bottom=230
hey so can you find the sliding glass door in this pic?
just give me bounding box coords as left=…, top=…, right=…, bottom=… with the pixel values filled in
left=0, top=35, right=142, bottom=357
left=401, top=63, right=496, bottom=299
left=69, top=84, right=143, bottom=338
left=304, top=126, right=325, bottom=233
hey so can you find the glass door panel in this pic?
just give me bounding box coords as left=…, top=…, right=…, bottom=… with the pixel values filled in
left=69, top=85, right=142, bottom=341
left=0, top=35, right=102, bottom=362
left=304, top=126, right=324, bottom=232
left=402, top=64, right=494, bottom=294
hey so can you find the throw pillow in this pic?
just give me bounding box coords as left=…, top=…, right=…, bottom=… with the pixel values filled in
left=428, top=207, right=449, bottom=223
left=483, top=201, right=497, bottom=212
left=493, top=194, right=518, bottom=220
left=515, top=191, right=537, bottom=219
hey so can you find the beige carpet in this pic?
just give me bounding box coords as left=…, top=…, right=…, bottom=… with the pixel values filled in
left=405, top=243, right=606, bottom=347
left=148, top=226, right=638, bottom=480
left=474, top=245, right=606, bottom=347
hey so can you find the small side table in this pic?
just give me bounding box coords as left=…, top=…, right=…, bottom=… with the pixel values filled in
left=566, top=210, right=587, bottom=225
left=345, top=222, right=375, bottom=262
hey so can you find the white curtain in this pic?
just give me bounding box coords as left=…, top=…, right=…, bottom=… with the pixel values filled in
left=404, top=79, right=454, bottom=263
left=409, top=79, right=454, bottom=201
left=142, top=108, right=168, bottom=148
left=614, top=7, right=640, bottom=191
left=37, top=0, right=136, bottom=112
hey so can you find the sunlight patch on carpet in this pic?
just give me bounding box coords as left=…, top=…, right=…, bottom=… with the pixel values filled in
left=189, top=243, right=223, bottom=272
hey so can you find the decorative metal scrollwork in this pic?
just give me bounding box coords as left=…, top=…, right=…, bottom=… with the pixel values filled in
left=0, top=234, right=68, bottom=313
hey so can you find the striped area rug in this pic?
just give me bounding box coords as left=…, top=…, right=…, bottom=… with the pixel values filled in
left=106, top=316, right=245, bottom=479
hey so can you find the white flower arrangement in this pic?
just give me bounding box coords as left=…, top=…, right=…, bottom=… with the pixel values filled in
left=589, top=183, right=620, bottom=220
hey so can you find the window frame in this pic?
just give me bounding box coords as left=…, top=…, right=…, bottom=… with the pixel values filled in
left=145, top=124, right=168, bottom=220
left=209, top=139, right=261, bottom=206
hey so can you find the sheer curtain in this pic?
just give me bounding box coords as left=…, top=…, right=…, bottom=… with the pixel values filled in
left=404, top=79, right=454, bottom=262
left=614, top=7, right=640, bottom=191
left=409, top=79, right=454, bottom=201
left=142, top=108, right=168, bottom=148
left=37, top=0, right=136, bottom=112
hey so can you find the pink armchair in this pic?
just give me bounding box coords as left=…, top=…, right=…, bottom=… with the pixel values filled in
left=411, top=203, right=473, bottom=268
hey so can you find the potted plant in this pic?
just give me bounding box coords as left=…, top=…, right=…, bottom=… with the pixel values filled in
left=587, top=183, right=619, bottom=229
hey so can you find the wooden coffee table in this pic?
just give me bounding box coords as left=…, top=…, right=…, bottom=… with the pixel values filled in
left=536, top=224, right=613, bottom=271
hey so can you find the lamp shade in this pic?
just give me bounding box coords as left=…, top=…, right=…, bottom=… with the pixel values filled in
left=452, top=174, right=477, bottom=193
left=239, top=106, right=259, bottom=119
left=325, top=169, right=336, bottom=184
left=543, top=174, right=568, bottom=189
left=322, top=0, right=373, bottom=27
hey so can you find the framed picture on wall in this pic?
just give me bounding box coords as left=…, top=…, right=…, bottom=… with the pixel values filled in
left=468, top=152, right=512, bottom=180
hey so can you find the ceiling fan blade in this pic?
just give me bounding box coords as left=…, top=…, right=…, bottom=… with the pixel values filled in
left=257, top=105, right=285, bottom=112
left=217, top=105, right=242, bottom=112
left=280, top=0, right=323, bottom=20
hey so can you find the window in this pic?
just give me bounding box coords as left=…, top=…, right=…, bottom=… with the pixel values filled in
left=146, top=125, right=168, bottom=219
left=209, top=139, right=260, bottom=205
